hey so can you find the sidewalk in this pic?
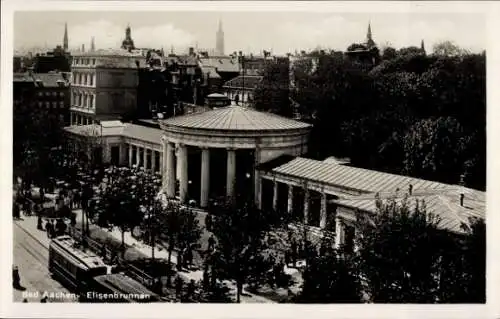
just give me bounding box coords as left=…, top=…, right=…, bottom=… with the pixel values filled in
left=71, top=209, right=276, bottom=303
left=14, top=216, right=51, bottom=249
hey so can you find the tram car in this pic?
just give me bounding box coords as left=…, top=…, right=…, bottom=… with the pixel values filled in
left=86, top=273, right=162, bottom=303
left=48, top=235, right=108, bottom=296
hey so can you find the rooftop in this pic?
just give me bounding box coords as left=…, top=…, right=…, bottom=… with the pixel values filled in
left=333, top=189, right=485, bottom=234
left=271, top=157, right=452, bottom=194
left=64, top=121, right=163, bottom=144
left=198, top=56, right=240, bottom=73
left=161, top=105, right=311, bottom=131
left=223, top=75, right=263, bottom=89
left=14, top=72, right=69, bottom=87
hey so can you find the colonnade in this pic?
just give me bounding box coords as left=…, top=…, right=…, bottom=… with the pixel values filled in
left=126, top=143, right=162, bottom=173
left=162, top=138, right=241, bottom=208
left=70, top=113, right=95, bottom=126
left=270, top=180, right=347, bottom=249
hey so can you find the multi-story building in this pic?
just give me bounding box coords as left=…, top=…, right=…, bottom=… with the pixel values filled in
left=69, top=49, right=146, bottom=126
left=14, top=71, right=71, bottom=125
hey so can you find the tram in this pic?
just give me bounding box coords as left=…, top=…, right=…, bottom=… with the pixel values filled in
left=48, top=235, right=108, bottom=295
left=87, top=273, right=162, bottom=303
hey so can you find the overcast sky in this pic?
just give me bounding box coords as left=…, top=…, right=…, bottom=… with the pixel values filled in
left=14, top=10, right=486, bottom=54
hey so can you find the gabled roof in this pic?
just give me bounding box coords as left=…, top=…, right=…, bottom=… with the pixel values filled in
left=223, top=75, right=263, bottom=89
left=161, top=105, right=311, bottom=131
left=198, top=56, right=240, bottom=73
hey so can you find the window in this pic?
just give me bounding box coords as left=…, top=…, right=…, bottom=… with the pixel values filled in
left=45, top=92, right=50, bottom=97
left=60, top=92, right=64, bottom=97
left=59, top=115, right=65, bottom=123
left=37, top=92, right=43, bottom=97
left=38, top=102, right=43, bottom=108
left=52, top=92, right=57, bottom=97
left=90, top=75, right=93, bottom=86
left=45, top=102, right=50, bottom=108
left=52, top=102, right=58, bottom=108
left=60, top=101, right=65, bottom=108
left=92, top=59, right=96, bottom=65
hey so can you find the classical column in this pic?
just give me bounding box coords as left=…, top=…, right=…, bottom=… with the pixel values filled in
left=166, top=143, right=175, bottom=197
left=334, top=216, right=344, bottom=248
left=320, top=192, right=327, bottom=228
left=226, top=148, right=236, bottom=199
left=143, top=147, right=148, bottom=170
left=303, top=188, right=310, bottom=225
left=119, top=144, right=126, bottom=166
left=135, top=146, right=140, bottom=167
left=200, top=147, right=210, bottom=208
left=178, top=144, right=188, bottom=203
left=254, top=148, right=262, bottom=208
left=272, top=180, right=278, bottom=211
left=128, top=144, right=133, bottom=167
left=151, top=151, right=156, bottom=173
left=287, top=184, right=294, bottom=214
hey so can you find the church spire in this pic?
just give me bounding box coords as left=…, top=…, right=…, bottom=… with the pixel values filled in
left=216, top=19, right=225, bottom=56
left=365, top=21, right=375, bottom=48
left=63, top=22, right=68, bottom=51
left=421, top=39, right=425, bottom=52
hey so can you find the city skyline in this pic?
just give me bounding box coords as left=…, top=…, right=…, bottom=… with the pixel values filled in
left=14, top=11, right=486, bottom=55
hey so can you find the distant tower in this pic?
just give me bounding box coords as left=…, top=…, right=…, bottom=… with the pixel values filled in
left=421, top=39, right=426, bottom=54
left=63, top=22, right=68, bottom=51
left=366, top=21, right=375, bottom=48
left=91, top=36, right=95, bottom=52
left=215, top=19, right=225, bottom=56
left=81, top=44, right=85, bottom=52
left=121, top=24, right=135, bottom=51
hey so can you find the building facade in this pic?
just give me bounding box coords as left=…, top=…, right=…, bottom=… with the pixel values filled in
left=69, top=49, right=146, bottom=126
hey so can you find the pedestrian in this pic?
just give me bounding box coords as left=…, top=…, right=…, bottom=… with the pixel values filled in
left=174, top=275, right=183, bottom=298
left=13, top=203, right=20, bottom=220
left=176, top=250, right=183, bottom=271
left=186, top=279, right=196, bottom=300
left=45, top=220, right=54, bottom=238
left=22, top=298, right=28, bottom=303
left=12, top=266, right=20, bottom=289
left=185, top=246, right=193, bottom=269
left=40, top=296, right=48, bottom=303
left=37, top=216, right=44, bottom=230
left=202, top=268, right=210, bottom=290
left=290, top=238, right=297, bottom=267
left=207, top=235, right=215, bottom=252
left=70, top=213, right=76, bottom=227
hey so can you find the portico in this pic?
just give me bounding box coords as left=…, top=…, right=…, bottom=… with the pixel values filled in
left=159, top=105, right=311, bottom=208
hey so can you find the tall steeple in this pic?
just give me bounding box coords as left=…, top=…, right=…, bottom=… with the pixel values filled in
left=421, top=39, right=425, bottom=52
left=91, top=36, right=95, bottom=52
left=215, top=19, right=225, bottom=56
left=365, top=21, right=375, bottom=49
left=63, top=22, right=68, bottom=51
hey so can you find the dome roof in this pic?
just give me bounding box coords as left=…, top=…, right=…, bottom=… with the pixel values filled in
left=161, top=105, right=311, bottom=131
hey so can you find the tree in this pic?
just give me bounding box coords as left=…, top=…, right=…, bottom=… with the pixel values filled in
left=253, top=58, right=292, bottom=117
left=207, top=196, right=281, bottom=303
left=347, top=43, right=367, bottom=51
left=402, top=117, right=469, bottom=185
left=295, top=243, right=363, bottom=303
left=433, top=41, right=469, bottom=57
left=355, top=194, right=447, bottom=302
left=381, top=47, right=397, bottom=60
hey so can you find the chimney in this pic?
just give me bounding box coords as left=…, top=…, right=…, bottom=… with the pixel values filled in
left=408, top=184, right=413, bottom=195
left=460, top=194, right=464, bottom=207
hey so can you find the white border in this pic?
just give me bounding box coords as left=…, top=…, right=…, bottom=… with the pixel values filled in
left=1, top=1, right=499, bottom=318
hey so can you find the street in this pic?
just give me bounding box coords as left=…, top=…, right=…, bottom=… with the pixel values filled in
left=13, top=221, right=77, bottom=303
